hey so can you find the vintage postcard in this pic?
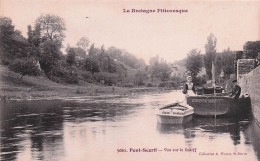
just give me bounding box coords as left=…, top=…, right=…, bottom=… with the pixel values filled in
left=0, top=0, right=260, bottom=161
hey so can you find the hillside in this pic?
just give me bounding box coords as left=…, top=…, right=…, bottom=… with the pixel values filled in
left=0, top=64, right=161, bottom=100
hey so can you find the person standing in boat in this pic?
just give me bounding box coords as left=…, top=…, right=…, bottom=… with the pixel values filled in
left=182, top=76, right=196, bottom=96
left=229, top=79, right=241, bottom=99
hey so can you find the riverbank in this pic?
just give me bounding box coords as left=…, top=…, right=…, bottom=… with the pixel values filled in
left=0, top=65, right=173, bottom=101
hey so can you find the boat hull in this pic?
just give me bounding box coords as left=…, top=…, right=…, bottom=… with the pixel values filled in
left=156, top=114, right=193, bottom=124
left=186, top=94, right=251, bottom=116
left=156, top=103, right=194, bottom=124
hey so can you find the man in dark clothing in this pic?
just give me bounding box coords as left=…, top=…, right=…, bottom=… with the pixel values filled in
left=229, top=80, right=241, bottom=99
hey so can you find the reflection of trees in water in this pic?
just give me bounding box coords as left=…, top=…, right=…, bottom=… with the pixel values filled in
left=61, top=101, right=142, bottom=123
left=0, top=99, right=142, bottom=160
left=0, top=102, right=25, bottom=161
left=156, top=114, right=253, bottom=148
left=243, top=120, right=260, bottom=161
left=157, top=122, right=195, bottom=147
left=0, top=100, right=64, bottom=161
left=192, top=115, right=252, bottom=145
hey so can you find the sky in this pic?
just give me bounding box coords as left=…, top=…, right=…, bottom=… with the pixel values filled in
left=1, top=0, right=260, bottom=63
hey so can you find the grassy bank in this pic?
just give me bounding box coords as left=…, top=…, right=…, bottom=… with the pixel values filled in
left=0, top=65, right=171, bottom=101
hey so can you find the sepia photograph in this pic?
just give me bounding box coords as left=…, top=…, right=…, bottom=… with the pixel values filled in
left=0, top=0, right=260, bottom=161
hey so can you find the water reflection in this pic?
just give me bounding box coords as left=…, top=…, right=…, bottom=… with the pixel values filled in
left=0, top=99, right=142, bottom=160
left=0, top=91, right=260, bottom=161
left=0, top=101, right=64, bottom=161
left=157, top=116, right=252, bottom=146
left=244, top=120, right=260, bottom=161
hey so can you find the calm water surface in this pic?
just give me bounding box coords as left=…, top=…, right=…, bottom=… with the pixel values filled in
left=0, top=91, right=260, bottom=161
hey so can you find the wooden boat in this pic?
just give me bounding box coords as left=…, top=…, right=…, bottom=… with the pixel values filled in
left=186, top=93, right=251, bottom=116
left=156, top=103, right=194, bottom=124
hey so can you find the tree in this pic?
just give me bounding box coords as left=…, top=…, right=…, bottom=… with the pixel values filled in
left=243, top=41, right=260, bottom=59
left=39, top=40, right=62, bottom=78
left=219, top=48, right=235, bottom=79
left=66, top=48, right=76, bottom=67
left=97, top=45, right=107, bottom=72
left=27, top=24, right=42, bottom=60
left=148, top=55, right=159, bottom=81
left=84, top=56, right=100, bottom=74
left=157, top=60, right=172, bottom=81
left=213, top=53, right=222, bottom=82
left=149, top=56, right=172, bottom=81
left=135, top=70, right=148, bottom=85
left=35, top=14, right=66, bottom=45
left=35, top=14, right=66, bottom=77
left=107, top=46, right=122, bottom=60
left=185, top=49, right=203, bottom=79
left=204, top=33, right=217, bottom=79
left=0, top=17, right=29, bottom=64
left=88, top=43, right=96, bottom=56
left=9, top=58, right=40, bottom=81
left=27, top=24, right=42, bottom=47
left=77, top=36, right=90, bottom=51
left=65, top=46, right=86, bottom=67
left=107, top=46, right=146, bottom=69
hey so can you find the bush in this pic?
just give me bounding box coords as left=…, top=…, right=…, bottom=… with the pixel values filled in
left=123, top=83, right=134, bottom=88
left=193, top=75, right=207, bottom=86
left=146, top=82, right=154, bottom=87
left=80, top=71, right=95, bottom=83
left=9, top=58, right=40, bottom=80
left=65, top=72, right=78, bottom=83
left=94, top=72, right=118, bottom=85
left=157, top=81, right=175, bottom=88
left=52, top=66, right=79, bottom=84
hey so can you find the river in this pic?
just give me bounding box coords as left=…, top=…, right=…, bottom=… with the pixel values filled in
left=0, top=91, right=259, bottom=161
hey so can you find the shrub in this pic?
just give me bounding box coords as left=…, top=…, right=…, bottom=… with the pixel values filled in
left=157, top=81, right=175, bottom=88
left=123, top=82, right=134, bottom=88
left=146, top=82, right=154, bottom=87
left=9, top=58, right=40, bottom=81
left=80, top=71, right=95, bottom=83
left=193, top=75, right=207, bottom=86
left=52, top=66, right=79, bottom=84
left=94, top=72, right=118, bottom=85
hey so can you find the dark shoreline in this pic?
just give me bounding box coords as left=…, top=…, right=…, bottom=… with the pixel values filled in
left=0, top=87, right=176, bottom=102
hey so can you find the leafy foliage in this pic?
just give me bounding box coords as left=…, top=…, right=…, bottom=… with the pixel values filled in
left=27, top=24, right=42, bottom=47
left=214, top=48, right=235, bottom=80
left=38, top=40, right=62, bottom=78
left=66, top=48, right=76, bottom=67
left=34, top=14, right=66, bottom=78
left=193, top=74, right=207, bottom=86
left=204, top=33, right=217, bottom=79
left=243, top=41, right=260, bottom=59
left=107, top=46, right=145, bottom=69
left=35, top=14, right=66, bottom=44
left=88, top=43, right=96, bottom=56
left=77, top=37, right=90, bottom=51
left=0, top=17, right=29, bottom=64
left=149, top=56, right=172, bottom=81
left=134, top=70, right=148, bottom=86
left=84, top=56, right=100, bottom=74
left=52, top=66, right=79, bottom=83
left=4, top=16, right=240, bottom=89
left=94, top=72, right=118, bottom=85
left=9, top=58, right=40, bottom=80
left=185, top=49, right=203, bottom=79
